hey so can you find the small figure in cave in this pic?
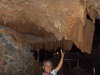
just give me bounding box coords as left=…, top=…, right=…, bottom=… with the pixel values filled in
left=42, top=50, right=64, bottom=75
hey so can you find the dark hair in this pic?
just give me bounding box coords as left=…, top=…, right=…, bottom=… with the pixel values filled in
left=42, top=60, right=53, bottom=67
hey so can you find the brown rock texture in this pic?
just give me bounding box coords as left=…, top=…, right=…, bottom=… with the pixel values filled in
left=0, top=0, right=99, bottom=74
left=0, top=0, right=99, bottom=53
left=0, top=27, right=42, bottom=75
left=0, top=0, right=99, bottom=52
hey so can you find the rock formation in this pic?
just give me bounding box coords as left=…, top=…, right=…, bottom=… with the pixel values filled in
left=0, top=0, right=99, bottom=53
left=0, top=0, right=99, bottom=74
left=0, top=26, right=42, bottom=75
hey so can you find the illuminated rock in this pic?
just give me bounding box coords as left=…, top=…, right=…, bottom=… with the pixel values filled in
left=0, top=0, right=99, bottom=74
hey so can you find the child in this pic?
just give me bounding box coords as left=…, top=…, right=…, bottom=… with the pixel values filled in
left=42, top=50, right=64, bottom=75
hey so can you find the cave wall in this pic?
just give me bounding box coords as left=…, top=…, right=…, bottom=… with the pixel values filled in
left=0, top=26, right=42, bottom=75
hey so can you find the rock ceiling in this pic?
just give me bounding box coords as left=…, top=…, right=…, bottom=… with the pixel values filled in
left=0, top=0, right=100, bottom=53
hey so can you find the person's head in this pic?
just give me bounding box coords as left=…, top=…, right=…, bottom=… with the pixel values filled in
left=42, top=60, right=53, bottom=74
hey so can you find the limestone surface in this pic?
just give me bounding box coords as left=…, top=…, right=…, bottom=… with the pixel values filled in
left=0, top=0, right=99, bottom=52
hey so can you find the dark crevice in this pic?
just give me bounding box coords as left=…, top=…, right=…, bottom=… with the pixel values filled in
left=86, top=14, right=93, bottom=21
left=91, top=19, right=100, bottom=75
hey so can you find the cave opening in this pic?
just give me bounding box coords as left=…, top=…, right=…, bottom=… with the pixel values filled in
left=32, top=43, right=95, bottom=75
left=91, top=19, right=100, bottom=75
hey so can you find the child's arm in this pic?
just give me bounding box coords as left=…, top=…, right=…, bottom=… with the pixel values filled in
left=55, top=50, right=64, bottom=72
